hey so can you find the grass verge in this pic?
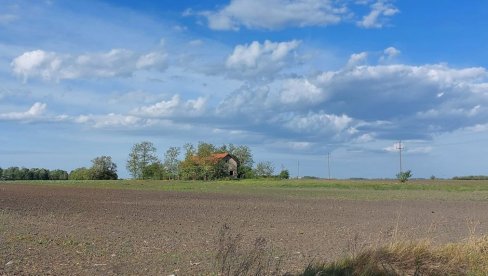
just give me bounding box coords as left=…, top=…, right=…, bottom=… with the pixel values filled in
left=302, top=236, right=488, bottom=275
left=2, top=179, right=488, bottom=201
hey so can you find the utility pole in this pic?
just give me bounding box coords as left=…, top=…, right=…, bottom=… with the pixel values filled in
left=397, top=140, right=403, bottom=173
left=327, top=152, right=331, bottom=180
left=297, top=160, right=300, bottom=179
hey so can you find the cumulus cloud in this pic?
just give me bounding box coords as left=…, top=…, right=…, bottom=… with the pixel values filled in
left=217, top=51, right=488, bottom=143
left=11, top=49, right=167, bottom=82
left=225, top=40, right=301, bottom=78
left=347, top=51, right=368, bottom=67
left=131, top=95, right=206, bottom=118
left=0, top=102, right=47, bottom=121
left=379, top=46, right=400, bottom=63
left=277, top=78, right=324, bottom=105
left=195, top=0, right=349, bottom=30
left=357, top=0, right=399, bottom=28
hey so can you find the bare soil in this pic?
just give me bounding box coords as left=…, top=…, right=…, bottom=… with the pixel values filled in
left=0, top=184, right=487, bottom=275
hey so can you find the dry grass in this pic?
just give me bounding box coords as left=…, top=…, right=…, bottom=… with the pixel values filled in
left=213, top=222, right=488, bottom=275
left=303, top=236, right=488, bottom=275
left=215, top=224, right=282, bottom=276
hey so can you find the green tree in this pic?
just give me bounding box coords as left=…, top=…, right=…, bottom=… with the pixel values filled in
left=254, top=161, right=275, bottom=178
left=279, top=169, right=290, bottom=179
left=90, top=156, right=118, bottom=180
left=20, top=167, right=32, bottom=180
left=3, top=167, right=20, bottom=180
left=180, top=143, right=197, bottom=180
left=197, top=141, right=216, bottom=157
left=69, top=167, right=92, bottom=180
left=0, top=167, right=3, bottom=180
left=164, top=147, right=180, bottom=180
left=38, top=168, right=49, bottom=180
left=49, top=169, right=69, bottom=180
left=397, top=170, right=412, bottom=183
left=143, top=162, right=166, bottom=180
left=197, top=142, right=217, bottom=180
left=126, top=141, right=159, bottom=179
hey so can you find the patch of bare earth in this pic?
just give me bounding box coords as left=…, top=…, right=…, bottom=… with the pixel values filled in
left=0, top=184, right=487, bottom=275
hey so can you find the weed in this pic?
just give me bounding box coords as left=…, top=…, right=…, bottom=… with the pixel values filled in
left=215, top=224, right=282, bottom=276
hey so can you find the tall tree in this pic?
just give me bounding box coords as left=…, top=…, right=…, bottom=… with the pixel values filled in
left=197, top=142, right=215, bottom=157
left=126, top=141, right=159, bottom=179
left=164, top=147, right=180, bottom=180
left=254, top=161, right=275, bottom=178
left=197, top=142, right=216, bottom=180
left=90, top=156, right=118, bottom=180
left=183, top=143, right=195, bottom=160
left=227, top=144, right=254, bottom=178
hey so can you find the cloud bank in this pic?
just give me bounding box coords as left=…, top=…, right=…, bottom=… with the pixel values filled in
left=192, top=0, right=398, bottom=31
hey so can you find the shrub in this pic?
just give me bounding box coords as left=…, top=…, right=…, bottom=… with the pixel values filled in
left=396, top=170, right=412, bottom=183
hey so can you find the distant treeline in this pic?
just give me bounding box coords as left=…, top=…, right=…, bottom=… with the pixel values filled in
left=0, top=167, right=69, bottom=180
left=452, top=175, right=488, bottom=180
left=0, top=156, right=118, bottom=181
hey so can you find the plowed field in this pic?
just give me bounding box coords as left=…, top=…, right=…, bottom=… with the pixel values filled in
left=1, top=183, right=487, bottom=275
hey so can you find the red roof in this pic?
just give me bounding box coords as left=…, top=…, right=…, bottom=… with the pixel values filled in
left=212, top=153, right=230, bottom=159
left=190, top=152, right=232, bottom=164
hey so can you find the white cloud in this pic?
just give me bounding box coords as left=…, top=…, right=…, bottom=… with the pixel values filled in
left=193, top=0, right=400, bottom=31
left=199, top=0, right=348, bottom=30
left=379, top=46, right=400, bottom=63
left=283, top=112, right=354, bottom=134
left=131, top=95, right=206, bottom=118
left=74, top=113, right=144, bottom=128
left=225, top=40, right=301, bottom=78
left=383, top=142, right=400, bottom=153
left=217, top=52, right=488, bottom=143
left=0, top=102, right=47, bottom=121
left=11, top=50, right=62, bottom=82
left=136, top=52, right=167, bottom=70
left=347, top=51, right=368, bottom=67
left=384, top=47, right=400, bottom=58
left=11, top=49, right=168, bottom=82
left=357, top=0, right=399, bottom=28
left=278, top=78, right=324, bottom=105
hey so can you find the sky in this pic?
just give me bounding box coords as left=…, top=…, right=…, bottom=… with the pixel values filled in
left=1, top=0, right=488, bottom=179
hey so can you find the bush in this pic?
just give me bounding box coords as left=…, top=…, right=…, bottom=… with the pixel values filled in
left=396, top=170, right=412, bottom=183
left=279, top=169, right=289, bottom=179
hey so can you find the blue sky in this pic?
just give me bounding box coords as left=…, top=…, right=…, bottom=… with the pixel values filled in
left=1, top=0, right=488, bottom=179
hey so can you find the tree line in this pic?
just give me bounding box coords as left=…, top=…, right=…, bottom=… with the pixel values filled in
left=126, top=141, right=289, bottom=180
left=0, top=142, right=290, bottom=181
left=0, top=156, right=118, bottom=181
left=0, top=167, right=69, bottom=180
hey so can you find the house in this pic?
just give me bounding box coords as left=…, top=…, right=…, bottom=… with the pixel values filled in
left=188, top=152, right=239, bottom=179
left=211, top=153, right=239, bottom=178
